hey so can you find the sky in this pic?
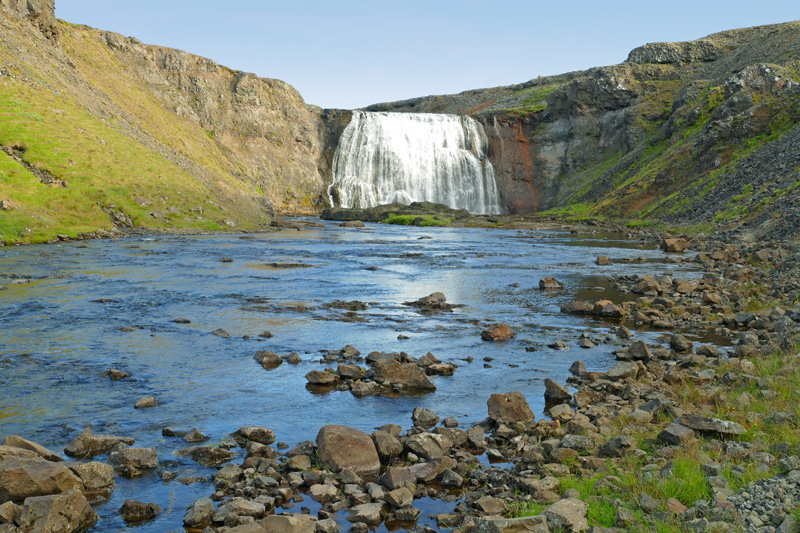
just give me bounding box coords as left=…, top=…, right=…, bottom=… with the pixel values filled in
left=55, top=1, right=799, bottom=110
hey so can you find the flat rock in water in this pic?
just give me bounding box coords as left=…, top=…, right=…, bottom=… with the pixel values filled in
left=254, top=350, right=282, bottom=369
left=134, top=396, right=157, bottom=409
left=109, top=447, right=158, bottom=477
left=487, top=391, right=534, bottom=425
left=306, top=370, right=340, bottom=385
left=373, top=360, right=436, bottom=391
left=316, top=425, right=380, bottom=476
left=0, top=457, right=84, bottom=502
left=64, top=428, right=135, bottom=458
left=211, top=328, right=230, bottom=338
left=2, top=436, right=61, bottom=462
left=679, top=415, right=746, bottom=436
left=177, top=446, right=234, bottom=467
left=234, top=427, right=276, bottom=446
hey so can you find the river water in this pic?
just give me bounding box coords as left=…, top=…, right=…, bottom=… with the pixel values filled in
left=0, top=220, right=703, bottom=532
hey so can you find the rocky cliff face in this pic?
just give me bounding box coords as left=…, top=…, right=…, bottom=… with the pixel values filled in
left=0, top=1, right=337, bottom=242
left=367, top=21, right=800, bottom=238
left=0, top=0, right=57, bottom=39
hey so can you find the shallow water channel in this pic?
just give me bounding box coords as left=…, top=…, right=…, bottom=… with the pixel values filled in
left=0, top=220, right=705, bottom=531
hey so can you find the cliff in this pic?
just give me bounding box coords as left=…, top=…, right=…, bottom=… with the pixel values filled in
left=0, top=2, right=328, bottom=244
left=368, top=21, right=800, bottom=240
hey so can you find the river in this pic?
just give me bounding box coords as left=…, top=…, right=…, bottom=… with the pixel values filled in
left=0, top=219, right=704, bottom=532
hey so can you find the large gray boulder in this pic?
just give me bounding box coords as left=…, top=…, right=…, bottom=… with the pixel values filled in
left=679, top=415, right=746, bottom=436
left=475, top=514, right=550, bottom=533
left=0, top=457, right=84, bottom=503
left=372, top=360, right=436, bottom=391
left=16, top=490, right=98, bottom=533
left=316, top=425, right=380, bottom=476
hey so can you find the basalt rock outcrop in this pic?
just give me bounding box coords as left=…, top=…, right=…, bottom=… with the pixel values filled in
left=366, top=21, right=800, bottom=240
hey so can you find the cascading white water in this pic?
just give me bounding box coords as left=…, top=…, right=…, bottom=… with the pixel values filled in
left=329, top=111, right=504, bottom=214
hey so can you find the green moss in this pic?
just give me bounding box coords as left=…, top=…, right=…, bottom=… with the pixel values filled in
left=382, top=214, right=453, bottom=226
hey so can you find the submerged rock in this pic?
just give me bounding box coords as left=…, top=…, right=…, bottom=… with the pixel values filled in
left=120, top=500, right=162, bottom=522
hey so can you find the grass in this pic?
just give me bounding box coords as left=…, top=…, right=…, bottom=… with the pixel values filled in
left=0, top=85, right=236, bottom=243
left=382, top=214, right=453, bottom=227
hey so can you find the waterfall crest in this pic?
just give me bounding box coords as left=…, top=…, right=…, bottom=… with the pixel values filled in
left=329, top=111, right=504, bottom=214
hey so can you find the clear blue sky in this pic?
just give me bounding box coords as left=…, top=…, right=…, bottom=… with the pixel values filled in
left=55, top=1, right=798, bottom=110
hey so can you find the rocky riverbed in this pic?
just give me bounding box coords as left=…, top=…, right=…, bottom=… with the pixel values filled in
left=1, top=219, right=800, bottom=532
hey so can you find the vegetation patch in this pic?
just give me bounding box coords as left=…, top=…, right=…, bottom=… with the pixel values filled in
left=382, top=214, right=453, bottom=226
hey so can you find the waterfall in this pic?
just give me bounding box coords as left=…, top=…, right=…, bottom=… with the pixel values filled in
left=329, top=111, right=504, bottom=214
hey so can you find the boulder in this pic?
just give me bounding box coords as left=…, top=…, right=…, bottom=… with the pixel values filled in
left=544, top=379, right=572, bottom=402
left=183, top=496, right=214, bottom=527
left=539, top=277, right=564, bottom=290
left=372, top=360, right=436, bottom=391
left=598, top=436, right=637, bottom=458
left=628, top=341, right=652, bottom=361
left=544, top=498, right=589, bottom=532
left=409, top=457, right=457, bottom=483
left=347, top=503, right=383, bottom=525
left=316, top=425, right=380, bottom=476
left=475, top=496, right=506, bottom=515
left=679, top=415, right=746, bottom=437
left=481, top=324, right=515, bottom=342
left=2, top=437, right=61, bottom=462
left=214, top=499, right=266, bottom=522
left=254, top=350, right=282, bottom=369
left=234, top=427, right=276, bottom=446
left=305, top=370, right=340, bottom=385
left=0, top=457, right=84, bottom=503
left=596, top=255, right=612, bottom=265
left=16, top=490, right=98, bottom=533
left=661, top=238, right=690, bottom=253
left=64, top=428, right=134, bottom=458
left=134, top=397, right=158, bottom=409
left=108, top=447, right=158, bottom=477
left=351, top=381, right=381, bottom=397
left=120, top=500, right=162, bottom=522
left=657, top=423, right=697, bottom=446
left=385, top=487, right=413, bottom=508
left=177, top=446, right=234, bottom=467
left=67, top=462, right=114, bottom=491
left=670, top=334, right=694, bottom=353
left=380, top=467, right=416, bottom=491
left=404, top=433, right=451, bottom=461
left=0, top=446, right=39, bottom=462
left=607, top=361, right=641, bottom=380
left=412, top=407, right=439, bottom=428
left=487, top=391, right=535, bottom=425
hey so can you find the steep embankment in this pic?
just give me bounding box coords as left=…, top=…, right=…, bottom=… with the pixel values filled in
left=0, top=2, right=327, bottom=244
left=369, top=22, right=800, bottom=240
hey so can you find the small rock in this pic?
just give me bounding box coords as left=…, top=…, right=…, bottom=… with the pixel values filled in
left=596, top=255, right=612, bottom=265
left=211, top=328, right=231, bottom=338
left=539, top=277, right=565, bottom=290
left=120, top=500, right=162, bottom=522
left=106, top=369, right=130, bottom=380
left=481, top=324, right=515, bottom=342
left=134, top=397, right=158, bottom=409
